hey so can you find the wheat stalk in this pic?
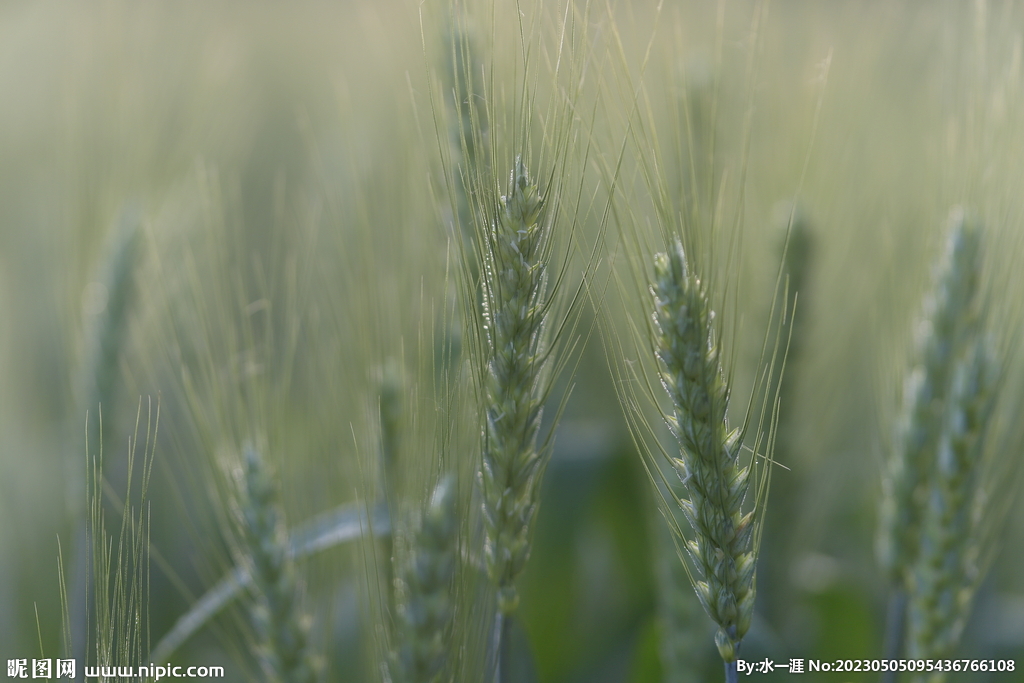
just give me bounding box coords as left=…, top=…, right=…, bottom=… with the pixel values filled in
left=377, top=359, right=406, bottom=622
left=150, top=502, right=391, bottom=662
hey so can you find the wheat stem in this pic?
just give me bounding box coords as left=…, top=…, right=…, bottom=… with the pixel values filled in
left=725, top=660, right=738, bottom=683
left=880, top=588, right=907, bottom=683
left=378, top=360, right=404, bottom=620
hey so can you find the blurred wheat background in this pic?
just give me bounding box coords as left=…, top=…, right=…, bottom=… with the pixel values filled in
left=1, top=1, right=1023, bottom=682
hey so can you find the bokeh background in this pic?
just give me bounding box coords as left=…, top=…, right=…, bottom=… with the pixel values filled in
left=1, top=1, right=1023, bottom=681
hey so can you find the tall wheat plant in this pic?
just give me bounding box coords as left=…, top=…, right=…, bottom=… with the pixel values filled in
left=604, top=7, right=785, bottom=680
left=433, top=0, right=603, bottom=676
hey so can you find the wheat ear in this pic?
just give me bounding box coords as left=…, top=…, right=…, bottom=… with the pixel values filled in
left=445, top=8, right=488, bottom=253
left=234, top=443, right=316, bottom=683
left=392, top=474, right=459, bottom=683
left=477, top=158, right=553, bottom=615
left=651, top=239, right=756, bottom=668
left=906, top=334, right=995, bottom=680
left=878, top=210, right=982, bottom=584
left=82, top=206, right=142, bottom=473
left=877, top=211, right=982, bottom=671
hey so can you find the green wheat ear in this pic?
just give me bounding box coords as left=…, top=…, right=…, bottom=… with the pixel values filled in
left=877, top=208, right=999, bottom=672
left=651, top=239, right=757, bottom=664
left=894, top=213, right=1005, bottom=679
left=392, top=474, right=459, bottom=683
left=907, top=334, right=996, bottom=679
left=234, top=442, right=317, bottom=683
left=878, top=209, right=983, bottom=586
left=444, top=6, right=489, bottom=258
left=478, top=157, right=552, bottom=615
left=82, top=205, right=141, bottom=470
left=71, top=203, right=142, bottom=670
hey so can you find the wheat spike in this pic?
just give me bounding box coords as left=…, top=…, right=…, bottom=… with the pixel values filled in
left=879, top=209, right=983, bottom=584
left=235, top=443, right=316, bottom=683
left=651, top=239, right=756, bottom=664
left=906, top=335, right=995, bottom=679
left=478, top=158, right=552, bottom=615
left=392, top=475, right=459, bottom=683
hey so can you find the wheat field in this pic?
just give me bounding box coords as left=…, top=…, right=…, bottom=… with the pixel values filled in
left=1, top=2, right=1023, bottom=682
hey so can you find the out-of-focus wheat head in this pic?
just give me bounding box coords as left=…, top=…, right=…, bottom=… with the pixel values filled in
left=878, top=211, right=984, bottom=586
left=231, top=442, right=316, bottom=683
left=906, top=333, right=996, bottom=677
left=882, top=210, right=1018, bottom=678
left=391, top=474, right=459, bottom=683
